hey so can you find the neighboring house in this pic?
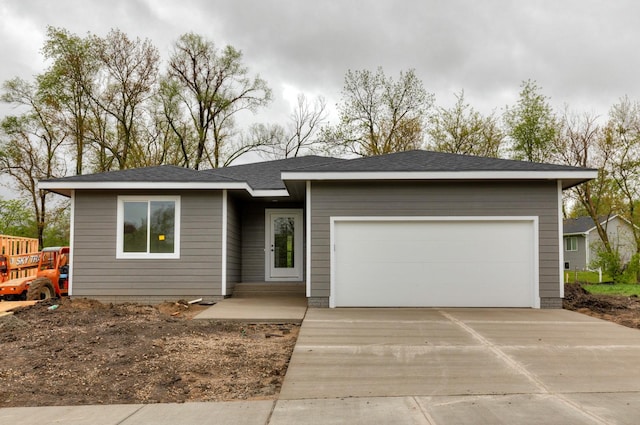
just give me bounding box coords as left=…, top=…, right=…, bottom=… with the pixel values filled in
left=40, top=150, right=596, bottom=309
left=563, top=215, right=637, bottom=271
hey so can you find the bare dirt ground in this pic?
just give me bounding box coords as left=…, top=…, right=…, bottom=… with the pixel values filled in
left=0, top=297, right=299, bottom=407
left=564, top=283, right=640, bottom=329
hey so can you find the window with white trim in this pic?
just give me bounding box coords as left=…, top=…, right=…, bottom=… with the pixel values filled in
left=565, top=236, right=577, bottom=252
left=117, top=196, right=180, bottom=259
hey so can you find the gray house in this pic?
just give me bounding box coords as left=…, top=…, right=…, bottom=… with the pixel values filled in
left=563, top=215, right=637, bottom=271
left=40, top=150, right=596, bottom=309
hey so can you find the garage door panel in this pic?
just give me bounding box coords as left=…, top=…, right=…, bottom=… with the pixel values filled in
left=332, top=219, right=537, bottom=308
left=334, top=262, right=532, bottom=307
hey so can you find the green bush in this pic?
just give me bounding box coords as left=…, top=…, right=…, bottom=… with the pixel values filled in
left=621, top=253, right=640, bottom=284
left=592, top=248, right=640, bottom=284
left=591, top=248, right=624, bottom=282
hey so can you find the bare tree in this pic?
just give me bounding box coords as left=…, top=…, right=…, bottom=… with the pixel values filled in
left=556, top=109, right=616, bottom=256
left=163, top=33, right=272, bottom=169
left=254, top=93, right=328, bottom=160
left=88, top=29, right=160, bottom=170
left=0, top=78, right=67, bottom=247
left=605, top=97, right=640, bottom=257
left=326, top=67, right=434, bottom=156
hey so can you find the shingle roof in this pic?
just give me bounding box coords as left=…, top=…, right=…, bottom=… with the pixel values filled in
left=44, top=165, right=239, bottom=183
left=201, top=155, right=344, bottom=190
left=290, top=150, right=594, bottom=172
left=563, top=215, right=616, bottom=234
left=40, top=150, right=597, bottom=195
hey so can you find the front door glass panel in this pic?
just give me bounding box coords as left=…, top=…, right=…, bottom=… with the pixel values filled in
left=266, top=209, right=302, bottom=280
left=273, top=217, right=295, bottom=268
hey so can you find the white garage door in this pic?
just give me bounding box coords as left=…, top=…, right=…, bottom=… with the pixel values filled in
left=331, top=218, right=538, bottom=308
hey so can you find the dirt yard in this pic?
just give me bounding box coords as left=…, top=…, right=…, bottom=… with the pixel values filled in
left=564, top=283, right=640, bottom=329
left=0, top=298, right=298, bottom=407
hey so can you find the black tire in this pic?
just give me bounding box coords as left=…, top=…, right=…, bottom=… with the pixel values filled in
left=26, top=277, right=55, bottom=301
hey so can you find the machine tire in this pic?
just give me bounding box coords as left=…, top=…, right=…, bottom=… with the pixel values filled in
left=26, top=277, right=55, bottom=301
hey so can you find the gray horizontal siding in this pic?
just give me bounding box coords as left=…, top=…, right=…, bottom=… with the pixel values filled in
left=563, top=236, right=587, bottom=270
left=240, top=204, right=265, bottom=282
left=72, top=190, right=222, bottom=301
left=310, top=181, right=560, bottom=300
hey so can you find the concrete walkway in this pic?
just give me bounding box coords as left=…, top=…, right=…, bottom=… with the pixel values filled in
left=194, top=296, right=307, bottom=323
left=3, top=308, right=640, bottom=424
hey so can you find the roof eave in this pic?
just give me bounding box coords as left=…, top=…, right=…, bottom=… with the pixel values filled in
left=38, top=181, right=290, bottom=198
left=281, top=170, right=598, bottom=187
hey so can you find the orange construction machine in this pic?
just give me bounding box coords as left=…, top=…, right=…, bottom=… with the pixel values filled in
left=0, top=244, right=70, bottom=301
left=0, top=235, right=40, bottom=283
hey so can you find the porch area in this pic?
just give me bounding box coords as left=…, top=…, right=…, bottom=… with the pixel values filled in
left=194, top=283, right=308, bottom=323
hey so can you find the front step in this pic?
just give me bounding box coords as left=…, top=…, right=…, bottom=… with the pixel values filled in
left=232, top=283, right=305, bottom=298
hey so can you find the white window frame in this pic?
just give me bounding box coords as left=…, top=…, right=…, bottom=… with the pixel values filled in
left=565, top=236, right=578, bottom=252
left=116, top=195, right=181, bottom=259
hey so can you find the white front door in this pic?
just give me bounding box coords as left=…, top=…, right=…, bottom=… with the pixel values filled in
left=265, top=209, right=303, bottom=281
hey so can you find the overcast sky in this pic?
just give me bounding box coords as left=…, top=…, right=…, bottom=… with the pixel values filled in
left=1, top=0, right=640, bottom=131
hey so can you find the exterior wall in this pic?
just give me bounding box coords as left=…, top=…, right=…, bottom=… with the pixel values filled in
left=563, top=235, right=587, bottom=270
left=226, top=195, right=242, bottom=292
left=240, top=203, right=266, bottom=282
left=72, top=189, right=223, bottom=303
left=309, top=181, right=560, bottom=306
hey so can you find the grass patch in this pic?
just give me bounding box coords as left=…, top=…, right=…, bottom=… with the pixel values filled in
left=564, top=270, right=612, bottom=284
left=583, top=284, right=640, bottom=296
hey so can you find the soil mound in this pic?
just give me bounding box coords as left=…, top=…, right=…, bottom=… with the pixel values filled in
left=563, top=283, right=640, bottom=329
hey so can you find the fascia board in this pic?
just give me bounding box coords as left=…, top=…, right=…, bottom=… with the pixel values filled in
left=38, top=181, right=290, bottom=198
left=280, top=170, right=599, bottom=181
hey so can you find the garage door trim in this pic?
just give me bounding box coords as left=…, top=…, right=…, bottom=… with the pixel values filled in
left=329, top=216, right=540, bottom=308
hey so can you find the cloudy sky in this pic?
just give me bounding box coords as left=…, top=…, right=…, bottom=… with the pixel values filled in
left=1, top=0, right=640, bottom=129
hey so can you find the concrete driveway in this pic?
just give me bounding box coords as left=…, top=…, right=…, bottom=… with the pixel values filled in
left=274, top=308, right=640, bottom=424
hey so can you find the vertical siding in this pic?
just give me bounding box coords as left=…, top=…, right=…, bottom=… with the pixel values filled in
left=226, top=196, right=241, bottom=290
left=310, top=181, right=560, bottom=299
left=72, top=190, right=222, bottom=302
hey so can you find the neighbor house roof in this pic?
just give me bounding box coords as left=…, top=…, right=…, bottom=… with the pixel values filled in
left=39, top=150, right=598, bottom=196
left=563, top=215, right=619, bottom=235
